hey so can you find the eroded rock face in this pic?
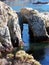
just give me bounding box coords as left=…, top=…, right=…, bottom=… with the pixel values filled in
left=20, top=8, right=49, bottom=38
left=0, top=5, right=13, bottom=52
left=0, top=1, right=23, bottom=47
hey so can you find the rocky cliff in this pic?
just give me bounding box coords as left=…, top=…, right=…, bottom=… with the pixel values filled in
left=0, top=1, right=23, bottom=48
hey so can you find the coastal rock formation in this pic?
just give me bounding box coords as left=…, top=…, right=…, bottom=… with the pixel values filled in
left=0, top=50, right=41, bottom=65
left=20, top=8, right=49, bottom=41
left=0, top=1, right=41, bottom=65
left=0, top=3, right=13, bottom=52
left=0, top=1, right=23, bottom=47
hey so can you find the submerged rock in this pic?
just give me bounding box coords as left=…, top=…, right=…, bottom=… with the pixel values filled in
left=33, top=1, right=49, bottom=4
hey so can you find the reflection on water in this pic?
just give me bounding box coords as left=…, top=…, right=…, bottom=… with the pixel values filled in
left=41, top=46, right=49, bottom=65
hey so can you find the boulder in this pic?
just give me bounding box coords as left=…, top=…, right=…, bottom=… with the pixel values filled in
left=20, top=8, right=49, bottom=40
left=0, top=1, right=23, bottom=47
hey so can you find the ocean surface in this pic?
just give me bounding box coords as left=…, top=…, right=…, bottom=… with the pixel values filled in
left=4, top=0, right=49, bottom=65
left=4, top=0, right=49, bottom=12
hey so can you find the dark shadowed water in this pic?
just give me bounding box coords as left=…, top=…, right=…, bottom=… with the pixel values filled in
left=22, top=24, right=49, bottom=65
left=4, top=0, right=49, bottom=65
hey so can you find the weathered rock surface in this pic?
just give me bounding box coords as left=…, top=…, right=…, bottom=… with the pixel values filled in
left=0, top=3, right=13, bottom=52
left=0, top=50, right=41, bottom=65
left=0, top=1, right=23, bottom=47
left=15, top=50, right=41, bottom=65
left=20, top=8, right=49, bottom=40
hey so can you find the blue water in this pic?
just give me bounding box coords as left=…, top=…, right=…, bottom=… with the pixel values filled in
left=4, top=0, right=49, bottom=12
left=22, top=24, right=29, bottom=51
left=22, top=24, right=49, bottom=65
left=4, top=0, right=49, bottom=65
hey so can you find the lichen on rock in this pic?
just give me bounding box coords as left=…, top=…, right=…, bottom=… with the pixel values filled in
left=15, top=50, right=41, bottom=65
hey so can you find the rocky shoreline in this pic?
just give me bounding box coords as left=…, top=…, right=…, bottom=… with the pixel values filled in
left=20, top=8, right=49, bottom=42
left=0, top=50, right=41, bottom=65
left=0, top=1, right=49, bottom=65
